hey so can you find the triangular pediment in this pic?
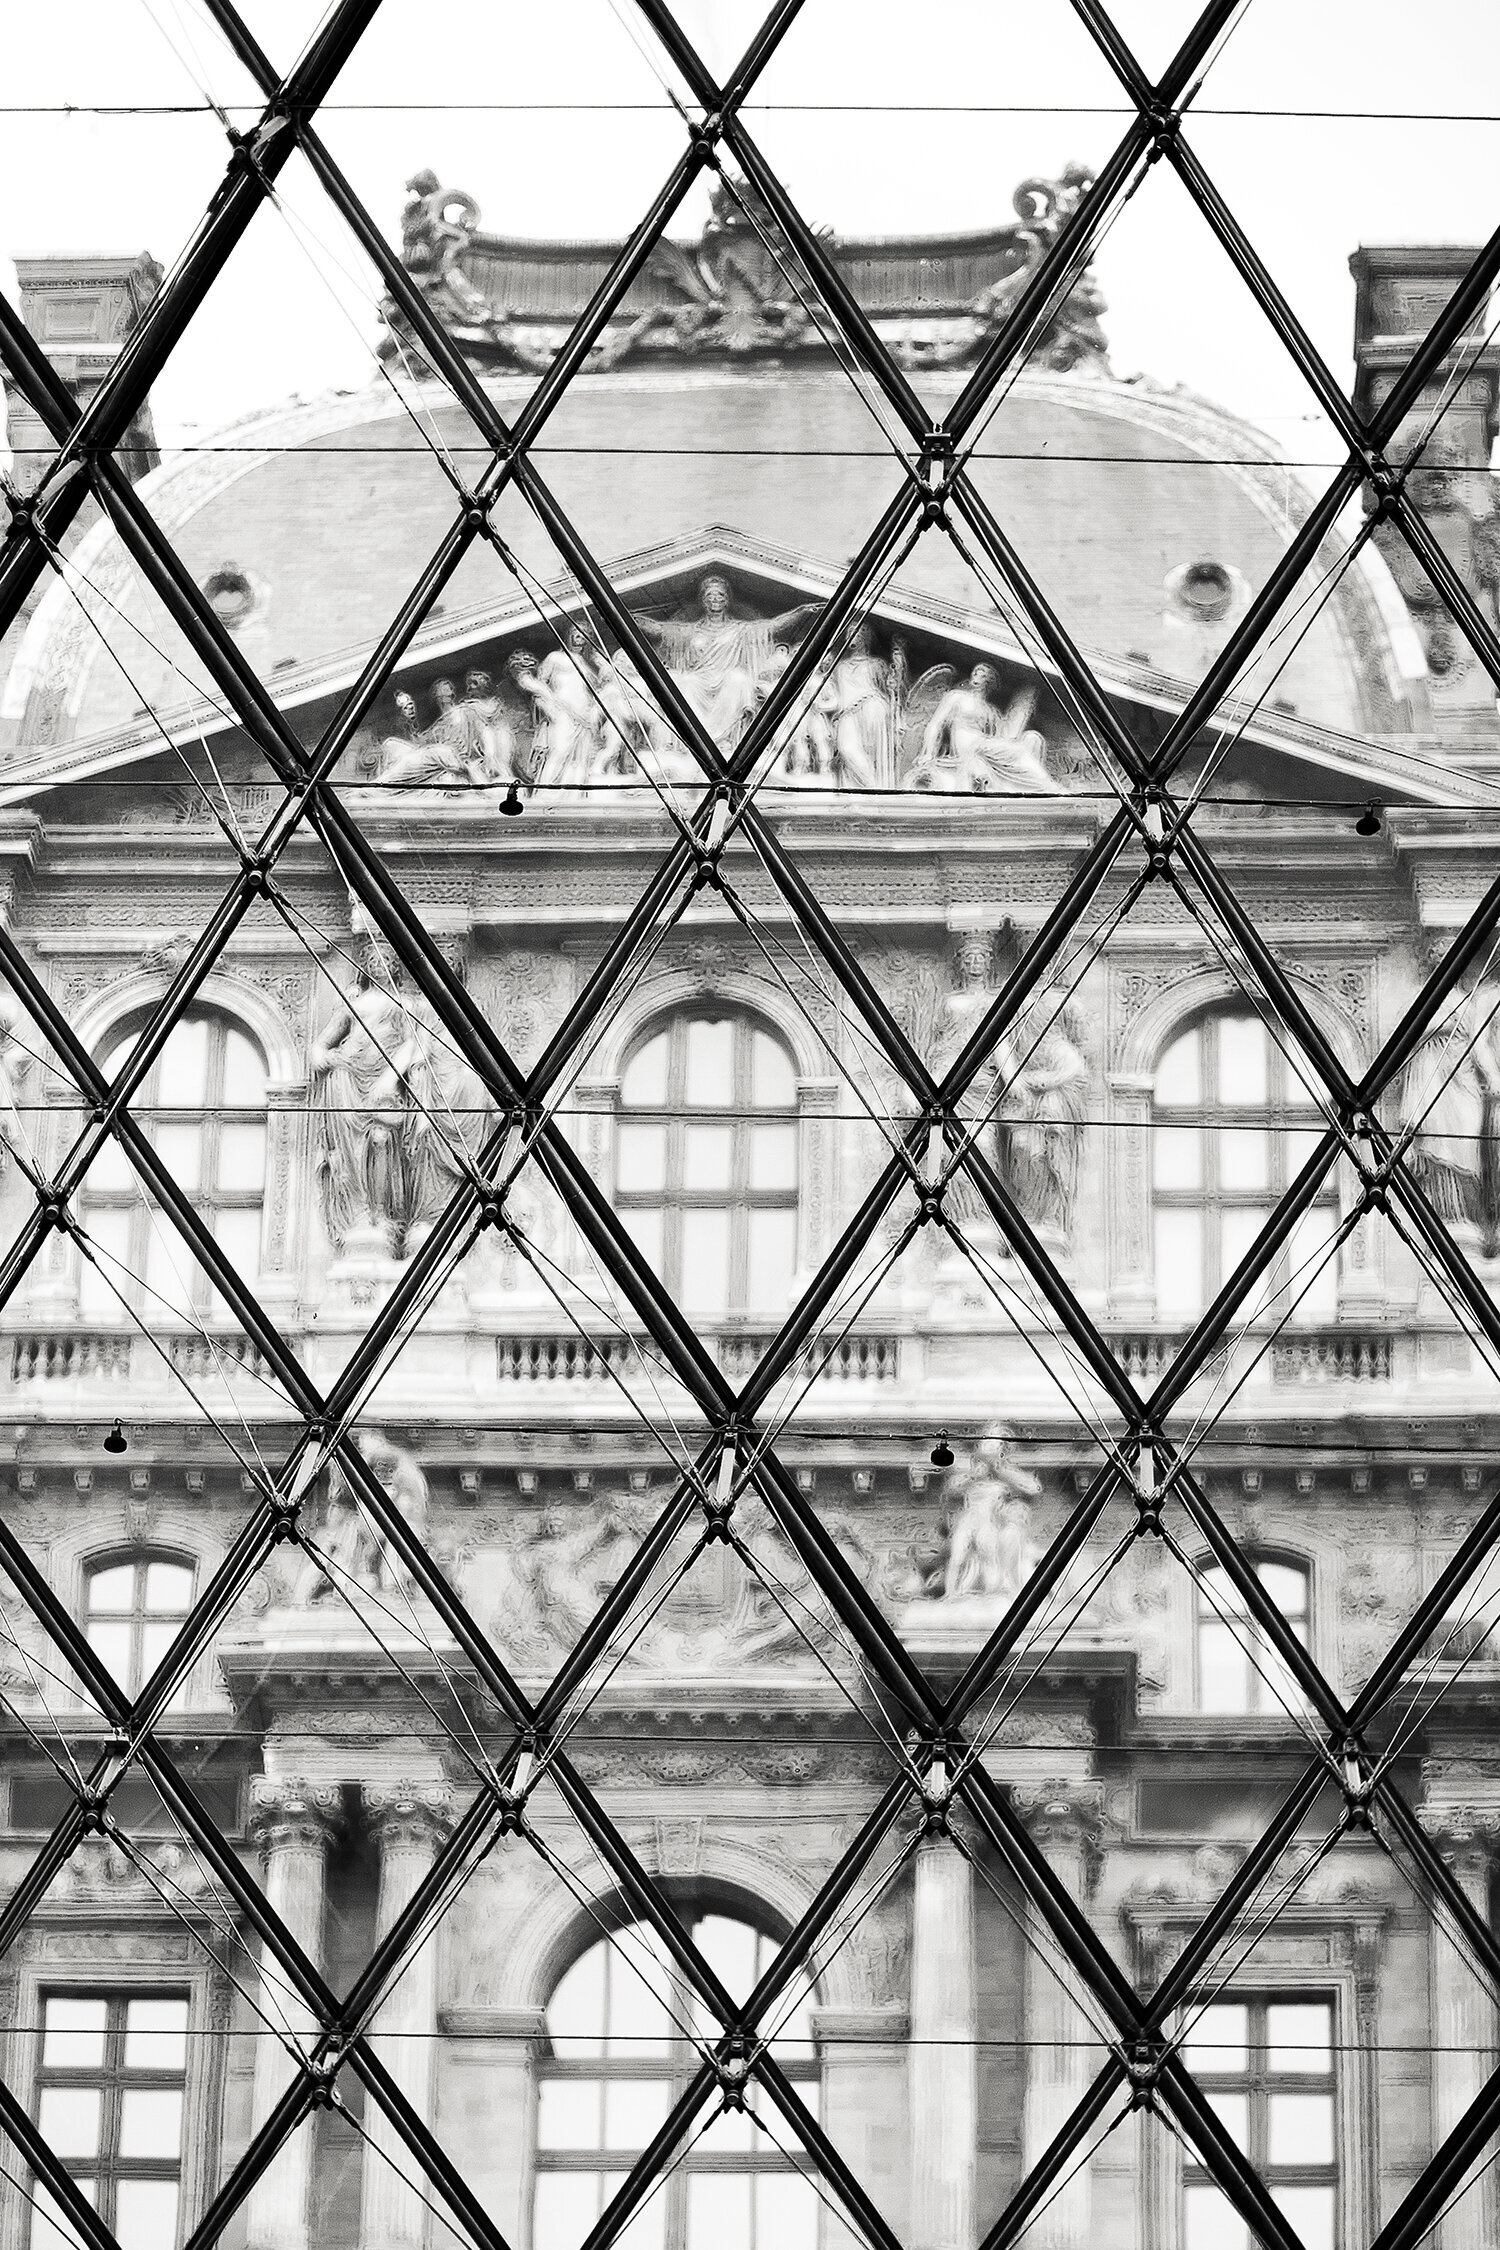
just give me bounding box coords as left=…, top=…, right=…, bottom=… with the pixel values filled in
left=5, top=523, right=1485, bottom=812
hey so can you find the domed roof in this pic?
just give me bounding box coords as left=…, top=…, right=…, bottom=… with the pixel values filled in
left=3, top=356, right=1425, bottom=787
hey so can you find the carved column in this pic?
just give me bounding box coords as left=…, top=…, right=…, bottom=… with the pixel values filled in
left=361, top=1782, right=457, bottom=2250
left=1418, top=1794, right=1500, bottom=2250
left=1014, top=1782, right=1104, bottom=2250
left=1105, top=1072, right=1154, bottom=1316
left=244, top=1778, right=343, bottom=2250
left=908, top=1836, right=977, bottom=2250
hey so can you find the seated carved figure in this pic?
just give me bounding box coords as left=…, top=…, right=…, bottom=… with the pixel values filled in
left=906, top=664, right=1059, bottom=794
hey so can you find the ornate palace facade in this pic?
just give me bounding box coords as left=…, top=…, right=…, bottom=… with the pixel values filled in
left=2, top=163, right=1500, bottom=2250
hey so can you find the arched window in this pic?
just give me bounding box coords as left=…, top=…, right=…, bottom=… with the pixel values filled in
left=1195, top=1556, right=1311, bottom=1715
left=84, top=1554, right=195, bottom=1697
left=616, top=1013, right=798, bottom=1317
left=80, top=1011, right=267, bottom=1321
left=1151, top=1012, right=1337, bottom=1324
left=534, top=1911, right=818, bottom=2250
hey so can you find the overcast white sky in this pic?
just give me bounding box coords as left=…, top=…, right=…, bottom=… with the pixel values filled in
left=3, top=0, right=1498, bottom=465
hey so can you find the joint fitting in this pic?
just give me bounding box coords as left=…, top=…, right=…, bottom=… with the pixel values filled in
left=715, top=2036, right=751, bottom=2108
left=475, top=1186, right=507, bottom=1230
left=36, top=1188, right=71, bottom=1235
left=1144, top=105, right=1181, bottom=155
left=1337, top=1737, right=1374, bottom=1826
left=689, top=114, right=724, bottom=165
left=917, top=1191, right=944, bottom=1226
left=918, top=1746, right=956, bottom=1835
left=76, top=1789, right=109, bottom=1837
left=305, top=2059, right=340, bottom=2110
left=1124, top=2034, right=1163, bottom=2107
left=241, top=855, right=274, bottom=899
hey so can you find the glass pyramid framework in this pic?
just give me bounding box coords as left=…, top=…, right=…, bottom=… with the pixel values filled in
left=2, top=3, right=1500, bottom=2246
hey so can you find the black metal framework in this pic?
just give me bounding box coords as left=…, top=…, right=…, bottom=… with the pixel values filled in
left=0, top=5, right=1498, bottom=2250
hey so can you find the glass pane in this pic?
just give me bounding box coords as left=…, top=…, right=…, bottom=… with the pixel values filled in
left=622, top=1206, right=665, bottom=1281
left=1153, top=1208, right=1203, bottom=1319
left=603, top=2078, right=670, bottom=2150
left=747, top=1208, right=798, bottom=1314
left=621, top=1032, right=669, bottom=1110
left=1283, top=1042, right=1322, bottom=1107
left=1267, top=2003, right=1331, bottom=2074
left=548, top=1943, right=607, bottom=2057
left=1206, top=2091, right=1250, bottom=2149
left=1152, top=1125, right=1201, bottom=1191
left=139, top=1621, right=177, bottom=1683
left=750, top=1031, right=796, bottom=1109
left=114, top=2179, right=179, bottom=2250
left=118, top=2086, right=183, bottom=2159
left=606, top=1932, right=674, bottom=2058
left=85, top=1133, right=133, bottom=1195
left=538, top=2079, right=603, bottom=2150
left=1258, top=1566, right=1310, bottom=1634
left=1182, top=2004, right=1249, bottom=2074
left=749, top=1125, right=797, bottom=1191
left=697, top=2101, right=755, bottom=2153
left=86, top=1620, right=135, bottom=1690
left=37, top=2087, right=101, bottom=2159
left=79, top=1206, right=132, bottom=1319
left=87, top=1565, right=136, bottom=1615
left=221, top=1029, right=264, bottom=1107
left=1219, top=1127, right=1268, bottom=1191
left=218, top=1122, right=266, bottom=1192
left=533, top=2170, right=601, bottom=2250
left=144, top=1218, right=198, bottom=1322
left=756, top=2171, right=819, bottom=2250
left=1217, top=1017, right=1267, bottom=1105
left=1221, top=1207, right=1275, bottom=1316
left=143, top=1564, right=193, bottom=1615
left=123, top=1996, right=189, bottom=2072
left=1199, top=1619, right=1251, bottom=1714
left=683, top=1125, right=733, bottom=1191
left=1272, top=2186, right=1335, bottom=2250
left=605, top=2174, right=666, bottom=2250
left=1184, top=2184, right=1248, bottom=2250
left=42, top=1999, right=108, bottom=2070
left=617, top=1125, right=666, bottom=1193
left=680, top=1208, right=730, bottom=1316
left=684, top=1019, right=734, bottom=1107
left=698, top=1916, right=759, bottom=1999
left=29, top=2179, right=96, bottom=2250
left=687, top=2173, right=752, bottom=2250
left=1154, top=1029, right=1201, bottom=1106
left=153, top=1123, right=202, bottom=1196
left=157, top=1018, right=208, bottom=1107
left=1268, top=2093, right=1334, bottom=2166
left=1288, top=1208, right=1339, bottom=1323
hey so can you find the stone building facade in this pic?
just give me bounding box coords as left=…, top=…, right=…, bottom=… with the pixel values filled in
left=1, top=170, right=1499, bottom=2250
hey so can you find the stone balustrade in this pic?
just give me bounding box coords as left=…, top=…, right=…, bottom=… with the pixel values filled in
left=1109, top=1324, right=1395, bottom=1387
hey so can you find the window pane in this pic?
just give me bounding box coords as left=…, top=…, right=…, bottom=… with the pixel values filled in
left=1269, top=2093, right=1334, bottom=2166
left=749, top=1124, right=797, bottom=1191
left=683, top=1124, right=733, bottom=1191
left=87, top=1565, right=136, bottom=1615
left=1182, top=2004, right=1249, bottom=2075
left=1184, top=2184, right=1249, bottom=2250
left=617, top=1125, right=666, bottom=1193
left=606, top=1935, right=674, bottom=2058
left=688, top=2173, right=752, bottom=2250
left=139, top=1621, right=177, bottom=1683
left=1272, top=2186, right=1335, bottom=2250
left=42, top=1999, right=108, bottom=2070
left=114, top=2180, right=180, bottom=2250
left=548, top=1944, right=607, bottom=2058
left=605, top=2175, right=666, bottom=2250
left=1155, top=1029, right=1201, bottom=1106
left=1153, top=1208, right=1203, bottom=1318
left=84, top=1134, right=133, bottom=1195
left=698, top=1915, right=759, bottom=1999
left=750, top=1031, right=796, bottom=1109
left=1257, top=1566, right=1309, bottom=1635
left=218, top=1122, right=266, bottom=1192
left=123, top=1997, right=189, bottom=2072
left=1218, top=1017, right=1267, bottom=1105
left=1206, top=2091, right=1249, bottom=2149
left=143, top=1220, right=199, bottom=1321
left=1288, top=1208, right=1339, bottom=1323
left=157, top=1019, right=209, bottom=1107
left=86, top=1619, right=135, bottom=1689
left=1199, top=1620, right=1251, bottom=1715
left=534, top=2170, right=601, bottom=2250
left=1283, top=1042, right=1321, bottom=1107
left=143, top=1564, right=193, bottom=1615
left=37, top=2087, right=101, bottom=2159
left=680, top=1207, right=730, bottom=1316
left=29, top=2179, right=96, bottom=2250
left=684, top=1019, right=734, bottom=1106
left=538, top=2079, right=603, bottom=2149
left=621, top=1206, right=664, bottom=1281
left=1152, top=1125, right=1200, bottom=1191
left=603, top=2079, right=670, bottom=2150
left=153, top=1123, right=202, bottom=1195
left=1218, top=1127, right=1268, bottom=1191
left=214, top=1205, right=262, bottom=1290
left=621, top=1033, right=669, bottom=1109
left=756, top=2172, right=819, bottom=2250
left=747, top=1208, right=797, bottom=1314
left=221, top=1029, right=264, bottom=1107
left=118, top=2086, right=183, bottom=2159
left=1221, top=1207, right=1275, bottom=1315
left=1267, top=2003, right=1331, bottom=2074
left=79, top=1206, right=132, bottom=1319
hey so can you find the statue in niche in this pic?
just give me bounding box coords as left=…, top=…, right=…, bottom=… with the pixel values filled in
left=294, top=1429, right=430, bottom=1604
left=940, top=1430, right=1041, bottom=1604
left=310, top=938, right=494, bottom=1259
left=904, top=665, right=1059, bottom=794
left=1398, top=978, right=1500, bottom=1245
left=634, top=573, right=821, bottom=750
left=993, top=987, right=1091, bottom=1245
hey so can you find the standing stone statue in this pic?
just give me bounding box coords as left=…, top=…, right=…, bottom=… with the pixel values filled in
left=1399, top=980, right=1500, bottom=1243
left=941, top=1431, right=1041, bottom=1603
left=294, top=1429, right=430, bottom=1604
left=995, top=988, right=1090, bottom=1245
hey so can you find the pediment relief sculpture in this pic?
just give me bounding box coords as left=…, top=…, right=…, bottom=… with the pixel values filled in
left=292, top=1428, right=430, bottom=1606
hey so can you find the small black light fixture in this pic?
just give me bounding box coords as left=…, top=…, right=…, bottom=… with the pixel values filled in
left=103, top=1420, right=128, bottom=1455
left=1355, top=800, right=1382, bottom=837
left=501, top=781, right=524, bottom=817
left=930, top=1432, right=954, bottom=1469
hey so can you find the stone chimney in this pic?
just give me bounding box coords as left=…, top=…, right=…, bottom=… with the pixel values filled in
left=1350, top=245, right=1500, bottom=742
left=5, top=250, right=163, bottom=499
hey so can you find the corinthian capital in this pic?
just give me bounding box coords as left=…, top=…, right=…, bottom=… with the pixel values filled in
left=364, top=1780, right=457, bottom=1854
left=247, top=1776, right=344, bottom=1854
left=1417, top=1798, right=1500, bottom=1875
